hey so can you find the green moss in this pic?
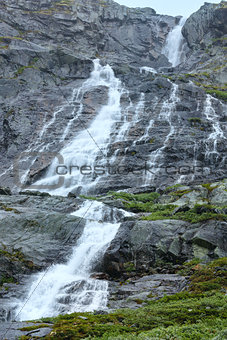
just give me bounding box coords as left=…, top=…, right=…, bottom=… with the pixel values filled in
left=35, top=259, right=227, bottom=339
left=189, top=258, right=227, bottom=293
left=200, top=72, right=211, bottom=78
left=0, top=204, right=20, bottom=214
left=0, top=248, right=36, bottom=272
left=123, top=262, right=136, bottom=273
left=202, top=183, right=218, bottom=193
left=79, top=195, right=98, bottom=201
left=0, top=45, right=9, bottom=49
left=44, top=293, right=226, bottom=339
left=14, top=65, right=37, bottom=77
left=19, top=324, right=51, bottom=331
left=134, top=319, right=226, bottom=340
left=141, top=204, right=177, bottom=219
left=212, top=37, right=227, bottom=42
left=0, top=275, right=16, bottom=287
left=109, top=191, right=160, bottom=204
left=142, top=204, right=227, bottom=223
left=205, top=89, right=227, bottom=101
left=177, top=258, right=202, bottom=276
left=0, top=36, right=23, bottom=42
left=171, top=189, right=193, bottom=197
left=188, top=117, right=202, bottom=125
left=164, top=184, right=183, bottom=192
left=133, top=299, right=144, bottom=305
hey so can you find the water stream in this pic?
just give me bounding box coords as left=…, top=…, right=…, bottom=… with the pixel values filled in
left=13, top=201, right=131, bottom=320
left=163, top=17, right=187, bottom=67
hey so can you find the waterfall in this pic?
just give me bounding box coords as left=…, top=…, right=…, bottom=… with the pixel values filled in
left=13, top=201, right=131, bottom=320
left=144, top=82, right=180, bottom=185
left=163, top=17, right=187, bottom=67
left=33, top=59, right=124, bottom=196
left=202, top=94, right=226, bottom=168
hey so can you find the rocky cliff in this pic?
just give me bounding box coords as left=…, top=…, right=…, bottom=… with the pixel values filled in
left=0, top=1, right=226, bottom=338
left=0, top=0, right=226, bottom=192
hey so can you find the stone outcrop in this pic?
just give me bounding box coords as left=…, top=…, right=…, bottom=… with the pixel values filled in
left=103, top=219, right=227, bottom=277
left=182, top=1, right=227, bottom=48
left=0, top=1, right=226, bottom=193
left=108, top=274, right=187, bottom=310
left=102, top=180, right=227, bottom=277
left=0, top=0, right=226, bottom=331
left=0, top=193, right=85, bottom=283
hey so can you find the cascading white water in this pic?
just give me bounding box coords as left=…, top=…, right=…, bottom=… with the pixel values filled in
left=203, top=94, right=225, bottom=163
left=140, top=66, right=157, bottom=74
left=144, top=82, right=180, bottom=185
left=163, top=17, right=187, bottom=67
left=33, top=59, right=124, bottom=196
left=14, top=201, right=131, bottom=320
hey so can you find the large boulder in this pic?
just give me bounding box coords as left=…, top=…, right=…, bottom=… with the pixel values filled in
left=182, top=2, right=227, bottom=48
left=103, top=219, right=227, bottom=277
left=0, top=194, right=85, bottom=285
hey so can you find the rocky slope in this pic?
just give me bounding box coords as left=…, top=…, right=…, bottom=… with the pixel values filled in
left=0, top=0, right=226, bottom=192
left=0, top=179, right=226, bottom=324
left=0, top=0, right=226, bottom=338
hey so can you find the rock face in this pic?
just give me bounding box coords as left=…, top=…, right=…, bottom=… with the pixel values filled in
left=108, top=274, right=187, bottom=310
left=0, top=0, right=226, bottom=330
left=103, top=219, right=227, bottom=277
left=0, top=193, right=85, bottom=283
left=0, top=0, right=226, bottom=193
left=102, top=180, right=227, bottom=278
left=182, top=2, right=227, bottom=48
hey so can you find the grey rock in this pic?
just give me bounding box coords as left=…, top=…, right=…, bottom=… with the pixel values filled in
left=182, top=2, right=227, bottom=48
left=108, top=273, right=187, bottom=310
left=0, top=194, right=85, bottom=282
left=103, top=219, right=227, bottom=277
left=0, top=321, right=52, bottom=339
left=0, top=187, right=11, bottom=195
left=0, top=0, right=226, bottom=193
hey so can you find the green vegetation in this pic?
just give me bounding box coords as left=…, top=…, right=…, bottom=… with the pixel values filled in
left=123, top=262, right=136, bottom=273
left=0, top=275, right=16, bottom=287
left=14, top=65, right=37, bottom=77
left=0, top=248, right=36, bottom=279
left=41, top=293, right=226, bottom=339
left=0, top=36, right=23, bottom=42
left=205, top=89, right=227, bottom=101
left=106, top=191, right=161, bottom=213
left=189, top=257, right=227, bottom=293
left=28, top=259, right=226, bottom=339
left=105, top=190, right=226, bottom=223
left=202, top=183, right=218, bottom=193
left=81, top=187, right=226, bottom=223
left=188, top=117, right=202, bottom=126
left=164, top=183, right=183, bottom=191
left=143, top=204, right=227, bottom=223
left=19, top=324, right=52, bottom=332
left=108, top=191, right=160, bottom=204
left=0, top=204, right=20, bottom=214
left=25, top=0, right=74, bottom=15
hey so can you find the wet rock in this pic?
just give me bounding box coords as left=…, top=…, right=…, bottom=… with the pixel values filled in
left=0, top=194, right=86, bottom=281
left=103, top=219, right=227, bottom=278
left=0, top=321, right=52, bottom=340
left=90, top=272, right=109, bottom=280
left=0, top=187, right=11, bottom=195
left=108, top=274, right=187, bottom=310
left=182, top=2, right=227, bottom=48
